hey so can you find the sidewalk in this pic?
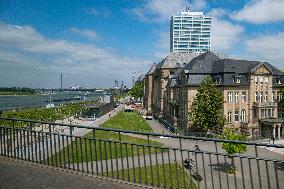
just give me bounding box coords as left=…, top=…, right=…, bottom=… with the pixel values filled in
left=0, top=156, right=144, bottom=189
left=261, top=139, right=284, bottom=155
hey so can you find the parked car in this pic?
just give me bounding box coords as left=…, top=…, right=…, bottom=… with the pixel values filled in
left=124, top=105, right=134, bottom=112
left=145, top=113, right=153, bottom=120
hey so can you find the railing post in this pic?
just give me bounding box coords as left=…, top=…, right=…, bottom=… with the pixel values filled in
left=119, top=131, right=121, bottom=142
left=29, top=121, right=32, bottom=130
left=70, top=126, right=73, bottom=136
left=92, top=128, right=95, bottom=138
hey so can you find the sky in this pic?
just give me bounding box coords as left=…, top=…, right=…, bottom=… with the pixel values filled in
left=0, top=0, right=283, bottom=88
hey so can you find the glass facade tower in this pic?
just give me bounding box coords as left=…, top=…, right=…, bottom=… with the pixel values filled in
left=170, top=9, right=211, bottom=53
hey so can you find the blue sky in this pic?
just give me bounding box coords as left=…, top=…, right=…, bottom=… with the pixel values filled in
left=0, top=0, right=283, bottom=88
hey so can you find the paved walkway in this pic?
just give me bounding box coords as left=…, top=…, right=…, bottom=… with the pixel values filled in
left=2, top=108, right=284, bottom=189
left=146, top=119, right=171, bottom=135
left=0, top=156, right=145, bottom=189
left=260, top=139, right=284, bottom=154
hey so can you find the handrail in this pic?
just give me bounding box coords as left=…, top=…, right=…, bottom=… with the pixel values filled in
left=1, top=117, right=284, bottom=148
left=0, top=125, right=283, bottom=163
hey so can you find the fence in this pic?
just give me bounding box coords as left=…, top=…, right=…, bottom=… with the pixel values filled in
left=0, top=117, right=284, bottom=189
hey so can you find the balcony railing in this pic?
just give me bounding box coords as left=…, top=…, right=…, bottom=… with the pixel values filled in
left=0, top=117, right=284, bottom=189
left=253, top=101, right=278, bottom=107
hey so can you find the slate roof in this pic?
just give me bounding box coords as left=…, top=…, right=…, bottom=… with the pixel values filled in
left=170, top=67, right=184, bottom=87
left=184, top=51, right=224, bottom=73
left=136, top=74, right=145, bottom=83
left=147, top=63, right=157, bottom=75
left=156, top=52, right=201, bottom=69
left=211, top=59, right=283, bottom=75
left=180, top=51, right=284, bottom=87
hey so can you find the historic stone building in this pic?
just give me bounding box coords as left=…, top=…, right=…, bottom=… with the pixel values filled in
left=143, top=63, right=156, bottom=111
left=145, top=51, right=284, bottom=138
left=150, top=52, right=200, bottom=115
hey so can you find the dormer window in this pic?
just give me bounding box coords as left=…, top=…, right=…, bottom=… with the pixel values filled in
left=234, top=75, right=241, bottom=84
left=215, top=76, right=221, bottom=85
left=276, top=78, right=282, bottom=85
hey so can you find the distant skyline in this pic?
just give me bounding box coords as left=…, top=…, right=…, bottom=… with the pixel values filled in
left=0, top=0, right=283, bottom=88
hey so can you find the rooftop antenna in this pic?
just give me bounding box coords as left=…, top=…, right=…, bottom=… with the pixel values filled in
left=186, top=6, right=191, bottom=12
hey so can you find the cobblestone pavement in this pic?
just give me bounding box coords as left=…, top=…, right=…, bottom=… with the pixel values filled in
left=0, top=156, right=145, bottom=189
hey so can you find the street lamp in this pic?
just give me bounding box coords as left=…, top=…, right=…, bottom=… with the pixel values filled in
left=132, top=71, right=140, bottom=86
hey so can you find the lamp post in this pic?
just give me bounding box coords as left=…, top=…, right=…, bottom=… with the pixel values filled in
left=132, top=71, right=141, bottom=87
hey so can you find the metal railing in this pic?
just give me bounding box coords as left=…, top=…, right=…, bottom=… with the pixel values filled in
left=0, top=117, right=284, bottom=189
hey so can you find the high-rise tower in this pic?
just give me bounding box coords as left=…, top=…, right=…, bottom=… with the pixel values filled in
left=170, top=7, right=211, bottom=53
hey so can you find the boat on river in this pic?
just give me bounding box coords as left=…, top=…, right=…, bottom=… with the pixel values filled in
left=44, top=96, right=83, bottom=103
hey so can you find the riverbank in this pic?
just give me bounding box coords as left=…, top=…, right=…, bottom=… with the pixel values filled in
left=0, top=100, right=98, bottom=124
left=0, top=92, right=39, bottom=96
left=0, top=91, right=101, bottom=110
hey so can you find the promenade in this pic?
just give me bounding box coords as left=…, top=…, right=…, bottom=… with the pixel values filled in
left=0, top=156, right=144, bottom=189
left=1, top=107, right=284, bottom=189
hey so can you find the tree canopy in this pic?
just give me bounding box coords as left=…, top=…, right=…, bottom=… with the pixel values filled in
left=189, top=76, right=225, bottom=133
left=222, top=128, right=247, bottom=155
left=129, top=82, right=144, bottom=100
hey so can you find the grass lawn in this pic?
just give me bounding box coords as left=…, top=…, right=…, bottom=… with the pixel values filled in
left=49, top=111, right=164, bottom=165
left=49, top=130, right=164, bottom=165
left=107, top=163, right=197, bottom=189
left=101, top=111, right=152, bottom=132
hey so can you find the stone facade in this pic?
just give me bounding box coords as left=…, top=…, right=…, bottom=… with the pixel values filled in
left=143, top=64, right=156, bottom=111
left=145, top=51, right=284, bottom=137
left=149, top=52, right=200, bottom=115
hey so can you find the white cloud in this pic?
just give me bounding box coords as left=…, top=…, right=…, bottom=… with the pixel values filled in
left=208, top=9, right=244, bottom=51
left=0, top=23, right=149, bottom=88
left=86, top=7, right=111, bottom=17
left=86, top=7, right=99, bottom=15
left=70, top=27, right=99, bottom=40
left=154, top=30, right=169, bottom=49
left=231, top=0, right=284, bottom=24
left=191, top=0, right=207, bottom=11
left=128, top=0, right=207, bottom=22
left=244, top=32, right=284, bottom=66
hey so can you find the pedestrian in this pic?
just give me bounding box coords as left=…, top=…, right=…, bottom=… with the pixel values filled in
left=195, top=143, right=201, bottom=151
left=272, top=137, right=275, bottom=144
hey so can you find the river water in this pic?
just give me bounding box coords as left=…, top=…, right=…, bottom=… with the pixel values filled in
left=0, top=91, right=103, bottom=110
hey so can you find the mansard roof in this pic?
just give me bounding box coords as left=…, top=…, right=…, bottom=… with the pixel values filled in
left=179, top=51, right=284, bottom=87
left=211, top=59, right=283, bottom=75
left=156, top=52, right=200, bottom=69
left=184, top=51, right=223, bottom=73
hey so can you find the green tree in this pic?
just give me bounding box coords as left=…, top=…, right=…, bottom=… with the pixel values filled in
left=129, top=82, right=144, bottom=100
left=222, top=128, right=247, bottom=173
left=189, top=76, right=225, bottom=133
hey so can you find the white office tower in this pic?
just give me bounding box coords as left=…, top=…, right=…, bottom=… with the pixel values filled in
left=170, top=7, right=211, bottom=53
